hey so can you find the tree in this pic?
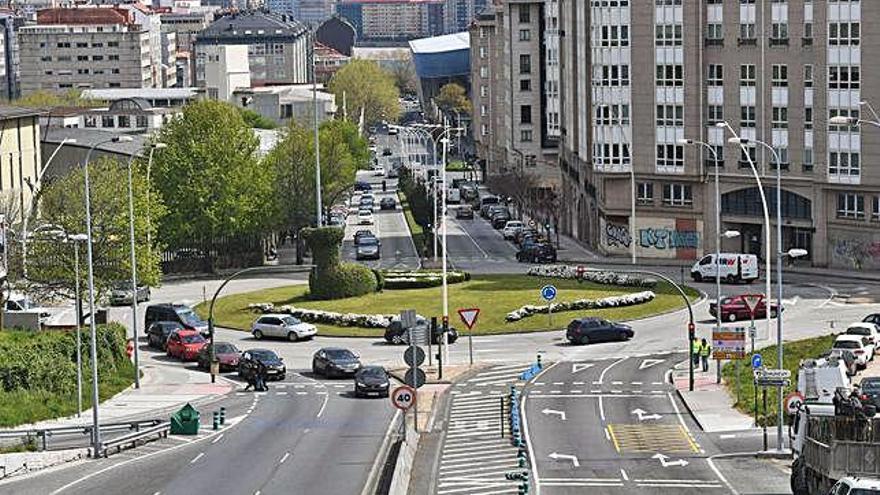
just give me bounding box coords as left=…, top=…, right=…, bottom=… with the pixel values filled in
left=150, top=100, right=274, bottom=249
left=486, top=169, right=538, bottom=219
left=238, top=107, right=278, bottom=129
left=320, top=119, right=370, bottom=171
left=302, top=227, right=377, bottom=300
left=435, top=83, right=472, bottom=115
left=328, top=59, right=401, bottom=125
left=388, top=57, right=418, bottom=96
left=25, top=157, right=166, bottom=301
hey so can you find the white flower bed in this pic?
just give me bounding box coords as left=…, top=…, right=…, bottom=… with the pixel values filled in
left=248, top=303, right=394, bottom=328
left=526, top=265, right=656, bottom=288
left=505, top=291, right=656, bottom=322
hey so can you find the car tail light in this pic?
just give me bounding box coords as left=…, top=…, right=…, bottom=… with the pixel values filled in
left=855, top=350, right=865, bottom=355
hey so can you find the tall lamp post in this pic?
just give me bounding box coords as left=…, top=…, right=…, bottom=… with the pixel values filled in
left=311, top=30, right=323, bottom=227
left=436, top=126, right=464, bottom=364
left=83, top=135, right=132, bottom=456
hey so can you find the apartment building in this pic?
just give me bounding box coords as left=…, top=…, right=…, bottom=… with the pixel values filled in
left=194, top=12, right=310, bottom=87
left=18, top=7, right=155, bottom=93
left=336, top=0, right=444, bottom=41
left=267, top=0, right=335, bottom=25
left=469, top=0, right=560, bottom=193
left=444, top=0, right=487, bottom=33
left=558, top=0, right=880, bottom=270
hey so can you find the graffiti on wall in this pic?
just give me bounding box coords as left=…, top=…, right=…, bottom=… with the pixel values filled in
left=605, top=222, right=632, bottom=248
left=832, top=238, right=880, bottom=269
left=638, top=228, right=700, bottom=250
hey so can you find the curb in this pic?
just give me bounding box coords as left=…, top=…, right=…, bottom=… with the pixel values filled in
left=674, top=387, right=708, bottom=432
left=361, top=409, right=402, bottom=495
left=161, top=265, right=313, bottom=283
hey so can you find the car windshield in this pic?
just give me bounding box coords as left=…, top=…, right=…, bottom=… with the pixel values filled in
left=182, top=334, right=205, bottom=344
left=252, top=350, right=278, bottom=361
left=112, top=282, right=130, bottom=290
left=861, top=380, right=880, bottom=392
left=215, top=344, right=238, bottom=354
left=360, top=238, right=379, bottom=246
left=359, top=367, right=386, bottom=378
left=281, top=316, right=301, bottom=325
left=176, top=308, right=202, bottom=326
left=359, top=211, right=371, bottom=216
left=833, top=340, right=860, bottom=349
left=160, top=322, right=181, bottom=331
left=326, top=349, right=356, bottom=360
left=851, top=489, right=880, bottom=495
left=848, top=328, right=871, bottom=336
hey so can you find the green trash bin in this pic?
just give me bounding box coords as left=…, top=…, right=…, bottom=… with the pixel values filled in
left=170, top=403, right=200, bottom=435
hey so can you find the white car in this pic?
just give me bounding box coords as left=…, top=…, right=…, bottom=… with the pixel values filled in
left=357, top=209, right=374, bottom=225
left=832, top=334, right=874, bottom=369
left=828, top=477, right=880, bottom=495
left=349, top=195, right=362, bottom=207
left=502, top=221, right=525, bottom=240
left=372, top=164, right=385, bottom=176
left=846, top=322, right=880, bottom=347
left=251, top=314, right=317, bottom=341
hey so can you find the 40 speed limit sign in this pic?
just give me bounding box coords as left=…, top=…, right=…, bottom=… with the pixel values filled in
left=391, top=385, right=416, bottom=411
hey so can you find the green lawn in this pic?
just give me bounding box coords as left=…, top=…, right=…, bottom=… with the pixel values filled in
left=398, top=190, right=428, bottom=257
left=722, top=333, right=837, bottom=427
left=199, top=274, right=697, bottom=337
left=446, top=160, right=468, bottom=172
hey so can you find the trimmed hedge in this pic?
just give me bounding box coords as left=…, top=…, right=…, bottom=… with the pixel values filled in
left=381, top=269, right=470, bottom=290
left=303, top=227, right=378, bottom=300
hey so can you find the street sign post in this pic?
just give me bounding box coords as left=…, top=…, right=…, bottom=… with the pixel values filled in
left=785, top=392, right=805, bottom=415
left=541, top=285, right=557, bottom=328
left=741, top=294, right=764, bottom=318
left=400, top=309, right=417, bottom=330
left=753, top=368, right=791, bottom=387
left=712, top=327, right=746, bottom=360
left=404, top=346, right=426, bottom=367
left=458, top=308, right=480, bottom=366
left=404, top=368, right=427, bottom=389
left=391, top=385, right=416, bottom=411
left=751, top=353, right=763, bottom=369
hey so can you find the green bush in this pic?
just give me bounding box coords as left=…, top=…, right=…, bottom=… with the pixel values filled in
left=372, top=268, right=386, bottom=292
left=309, top=262, right=378, bottom=300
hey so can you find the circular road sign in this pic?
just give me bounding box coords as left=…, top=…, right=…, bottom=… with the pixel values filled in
left=751, top=353, right=763, bottom=369
left=404, top=368, right=427, bottom=389
left=404, top=346, right=426, bottom=367
left=541, top=285, right=557, bottom=302
left=391, top=385, right=416, bottom=411
left=785, top=392, right=805, bottom=415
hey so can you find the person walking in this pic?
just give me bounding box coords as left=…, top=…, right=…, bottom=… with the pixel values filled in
left=691, top=338, right=700, bottom=367
left=700, top=338, right=712, bottom=372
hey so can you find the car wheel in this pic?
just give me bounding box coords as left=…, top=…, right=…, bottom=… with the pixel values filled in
left=312, top=361, right=321, bottom=376
left=391, top=334, right=404, bottom=345
left=287, top=332, right=299, bottom=342
left=619, top=331, right=629, bottom=341
left=693, top=273, right=703, bottom=282
left=727, top=313, right=737, bottom=322
left=726, top=274, right=735, bottom=284
left=253, top=329, right=263, bottom=340
left=579, top=335, right=590, bottom=345
left=771, top=310, right=778, bottom=318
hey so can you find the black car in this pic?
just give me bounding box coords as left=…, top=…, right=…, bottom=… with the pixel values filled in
left=354, top=366, right=390, bottom=398
left=313, top=347, right=362, bottom=377
left=517, top=242, right=557, bottom=263
left=146, top=321, right=183, bottom=350
left=354, top=181, right=372, bottom=192
left=379, top=197, right=397, bottom=210
left=823, top=349, right=858, bottom=377
left=238, top=349, right=286, bottom=381
left=566, top=317, right=634, bottom=345
left=384, top=316, right=459, bottom=345
left=514, top=228, right=539, bottom=247
left=382, top=148, right=392, bottom=156
left=860, top=377, right=880, bottom=408
left=354, top=230, right=375, bottom=245
left=144, top=303, right=209, bottom=336
left=491, top=212, right=511, bottom=229
left=864, top=314, right=880, bottom=326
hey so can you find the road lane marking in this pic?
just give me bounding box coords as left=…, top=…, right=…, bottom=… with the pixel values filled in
left=607, top=425, right=620, bottom=452
left=605, top=424, right=698, bottom=454
left=707, top=456, right=741, bottom=495
left=599, top=357, right=628, bottom=384
left=316, top=392, right=329, bottom=418
left=190, top=452, right=205, bottom=464
left=599, top=395, right=606, bottom=421
left=620, top=469, right=629, bottom=481
left=279, top=452, right=290, bottom=464
left=211, top=433, right=224, bottom=444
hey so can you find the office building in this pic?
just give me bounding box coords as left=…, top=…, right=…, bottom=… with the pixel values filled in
left=443, top=0, right=486, bottom=34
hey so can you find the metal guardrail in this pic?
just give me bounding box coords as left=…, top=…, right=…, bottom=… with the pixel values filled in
left=99, top=422, right=170, bottom=458
left=0, top=419, right=163, bottom=452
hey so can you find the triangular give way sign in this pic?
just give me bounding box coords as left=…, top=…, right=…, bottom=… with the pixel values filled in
left=458, top=308, right=480, bottom=330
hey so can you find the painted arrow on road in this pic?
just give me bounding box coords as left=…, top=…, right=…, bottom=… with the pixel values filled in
left=639, top=359, right=665, bottom=370
left=548, top=452, right=580, bottom=467
left=652, top=453, right=689, bottom=468
left=541, top=408, right=567, bottom=421
left=631, top=408, right=662, bottom=421
left=571, top=363, right=595, bottom=374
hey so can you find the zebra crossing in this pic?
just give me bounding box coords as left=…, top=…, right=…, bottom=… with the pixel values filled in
left=436, top=364, right=533, bottom=495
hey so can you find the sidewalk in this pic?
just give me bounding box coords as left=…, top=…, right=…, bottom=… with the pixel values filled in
left=671, top=360, right=755, bottom=433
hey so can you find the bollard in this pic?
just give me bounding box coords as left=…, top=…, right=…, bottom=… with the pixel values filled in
left=518, top=456, right=526, bottom=468
left=536, top=354, right=542, bottom=369
left=219, top=407, right=226, bottom=425
left=212, top=411, right=219, bottom=430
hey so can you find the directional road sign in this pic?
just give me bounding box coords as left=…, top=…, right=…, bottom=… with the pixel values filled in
left=751, top=353, right=763, bottom=369
left=404, top=368, right=427, bottom=389
left=754, top=368, right=791, bottom=387
left=541, top=285, right=557, bottom=302
left=391, top=385, right=416, bottom=411
left=404, top=346, right=426, bottom=367
left=458, top=308, right=480, bottom=330
left=713, top=326, right=746, bottom=360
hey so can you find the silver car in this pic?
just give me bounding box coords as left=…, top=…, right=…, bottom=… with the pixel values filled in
left=252, top=314, right=318, bottom=342
left=109, top=282, right=151, bottom=306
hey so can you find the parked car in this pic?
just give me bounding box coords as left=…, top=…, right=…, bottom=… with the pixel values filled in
left=379, top=197, right=397, bottom=210
left=566, top=317, right=634, bottom=345
left=479, top=196, right=499, bottom=217
left=383, top=315, right=459, bottom=345
left=485, top=205, right=508, bottom=220
left=328, top=213, right=345, bottom=227
left=708, top=296, right=779, bottom=322
left=197, top=342, right=240, bottom=371
left=4, top=292, right=52, bottom=321
left=312, top=347, right=362, bottom=377
left=846, top=323, right=880, bottom=347
left=165, top=329, right=207, bottom=361
left=502, top=221, right=525, bottom=240
left=356, top=237, right=381, bottom=260
left=108, top=282, right=151, bottom=305
left=146, top=321, right=183, bottom=350
left=145, top=303, right=209, bottom=336
left=821, top=349, right=859, bottom=377
left=372, top=163, right=385, bottom=176
left=514, top=228, right=539, bottom=247
left=827, top=477, right=880, bottom=495
left=690, top=253, right=759, bottom=284
left=516, top=242, right=557, bottom=263
left=387, top=167, right=399, bottom=179
left=357, top=210, right=374, bottom=225
left=833, top=335, right=874, bottom=369
left=860, top=377, right=880, bottom=408
left=382, top=148, right=392, bottom=156
left=491, top=211, right=512, bottom=229
left=456, top=205, right=474, bottom=219
left=354, top=230, right=375, bottom=245
left=251, top=314, right=317, bottom=341
left=359, top=196, right=375, bottom=212
left=354, top=366, right=390, bottom=398
left=238, top=349, right=286, bottom=381
left=864, top=313, right=880, bottom=326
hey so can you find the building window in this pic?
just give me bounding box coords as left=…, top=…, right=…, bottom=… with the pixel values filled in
left=829, top=151, right=860, bottom=177
left=480, top=105, right=487, bottom=117
left=772, top=107, right=788, bottom=128
left=109, top=55, right=119, bottom=61
left=772, top=64, right=788, bottom=87
left=873, top=196, right=880, bottom=221
left=84, top=115, right=97, bottom=128
left=837, top=193, right=865, bottom=219
left=136, top=115, right=148, bottom=128
left=93, top=55, right=103, bottom=61
left=594, top=142, right=631, bottom=169
left=741, top=106, right=756, bottom=127
left=519, top=4, right=530, bottom=23
left=771, top=22, right=789, bottom=43
left=803, top=148, right=813, bottom=172
left=707, top=105, right=723, bottom=124
left=600, top=25, right=630, bottom=46
left=739, top=22, right=756, bottom=42
left=739, top=145, right=757, bottom=168
left=520, top=130, right=533, bottom=142
left=76, top=42, right=88, bottom=48
left=708, top=146, right=725, bottom=168
left=805, top=107, right=813, bottom=130
left=804, top=64, right=813, bottom=88
left=656, top=144, right=684, bottom=170
left=829, top=22, right=860, bottom=46
left=740, top=64, right=756, bottom=86
left=77, top=55, right=88, bottom=62
left=771, top=147, right=789, bottom=170
left=803, top=22, right=813, bottom=43
left=656, top=105, right=683, bottom=127
left=118, top=115, right=130, bottom=128
left=481, top=124, right=489, bottom=136
left=479, top=46, right=487, bottom=59
left=108, top=41, right=119, bottom=47
left=519, top=54, right=531, bottom=74
left=828, top=66, right=860, bottom=89
left=480, top=85, right=488, bottom=97
left=655, top=24, right=682, bottom=46
left=662, top=183, right=693, bottom=207
left=706, top=23, right=723, bottom=42
left=520, top=105, right=532, bottom=124
left=595, top=104, right=630, bottom=126
left=596, top=65, right=630, bottom=86
left=655, top=64, right=683, bottom=87
left=637, top=182, right=654, bottom=205
left=708, top=64, right=723, bottom=86
left=101, top=116, right=114, bottom=128
left=519, top=29, right=531, bottom=41
left=520, top=79, right=531, bottom=91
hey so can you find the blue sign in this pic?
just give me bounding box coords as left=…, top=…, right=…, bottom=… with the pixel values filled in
left=751, top=354, right=763, bottom=369
left=541, top=285, right=557, bottom=302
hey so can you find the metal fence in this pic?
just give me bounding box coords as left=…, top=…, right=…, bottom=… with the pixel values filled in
left=161, top=236, right=264, bottom=274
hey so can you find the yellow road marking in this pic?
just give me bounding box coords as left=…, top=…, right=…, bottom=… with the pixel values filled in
left=607, top=425, right=621, bottom=453
left=681, top=424, right=700, bottom=453
left=606, top=424, right=699, bottom=454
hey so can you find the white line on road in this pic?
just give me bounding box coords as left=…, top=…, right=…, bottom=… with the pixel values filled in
left=719, top=434, right=737, bottom=439
left=452, top=217, right=490, bottom=258
left=279, top=452, right=290, bottom=464
left=317, top=392, right=329, bottom=418
left=598, top=357, right=628, bottom=384
left=190, top=452, right=205, bottom=464
left=211, top=433, right=224, bottom=444
left=707, top=456, right=741, bottom=495
left=620, top=469, right=629, bottom=481
left=599, top=395, right=606, bottom=421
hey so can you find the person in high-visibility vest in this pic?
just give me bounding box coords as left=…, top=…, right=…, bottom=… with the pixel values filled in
left=700, top=338, right=712, bottom=372
left=691, top=339, right=700, bottom=366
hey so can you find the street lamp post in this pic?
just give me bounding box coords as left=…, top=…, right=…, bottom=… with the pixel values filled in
left=68, top=233, right=87, bottom=417
left=83, top=135, right=132, bottom=456
left=312, top=31, right=323, bottom=227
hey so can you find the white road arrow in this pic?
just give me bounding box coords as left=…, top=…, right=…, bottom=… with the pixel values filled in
left=542, top=408, right=567, bottom=421
left=548, top=452, right=580, bottom=467
left=571, top=363, right=595, bottom=374
left=631, top=408, right=662, bottom=421
left=639, top=359, right=665, bottom=370
left=652, top=453, right=689, bottom=468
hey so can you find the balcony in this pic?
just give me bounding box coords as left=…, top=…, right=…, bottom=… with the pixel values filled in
left=738, top=38, right=757, bottom=47
left=769, top=37, right=789, bottom=47
left=802, top=37, right=813, bottom=47
left=704, top=38, right=724, bottom=47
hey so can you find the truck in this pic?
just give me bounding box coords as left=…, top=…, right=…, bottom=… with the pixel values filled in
left=790, top=400, right=880, bottom=495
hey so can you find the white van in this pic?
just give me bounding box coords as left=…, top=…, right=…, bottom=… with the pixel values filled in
left=690, top=253, right=758, bottom=283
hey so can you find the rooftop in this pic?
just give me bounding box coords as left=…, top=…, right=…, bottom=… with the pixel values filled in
left=36, top=7, right=135, bottom=26
left=0, top=106, right=44, bottom=120
left=81, top=88, right=200, bottom=102
left=235, top=84, right=336, bottom=104
left=196, top=11, right=308, bottom=44
left=43, top=127, right=148, bottom=157
left=409, top=31, right=470, bottom=54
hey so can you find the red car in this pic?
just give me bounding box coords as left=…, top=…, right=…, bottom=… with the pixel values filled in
left=166, top=330, right=207, bottom=361
left=197, top=342, right=240, bottom=371
left=709, top=296, right=780, bottom=322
